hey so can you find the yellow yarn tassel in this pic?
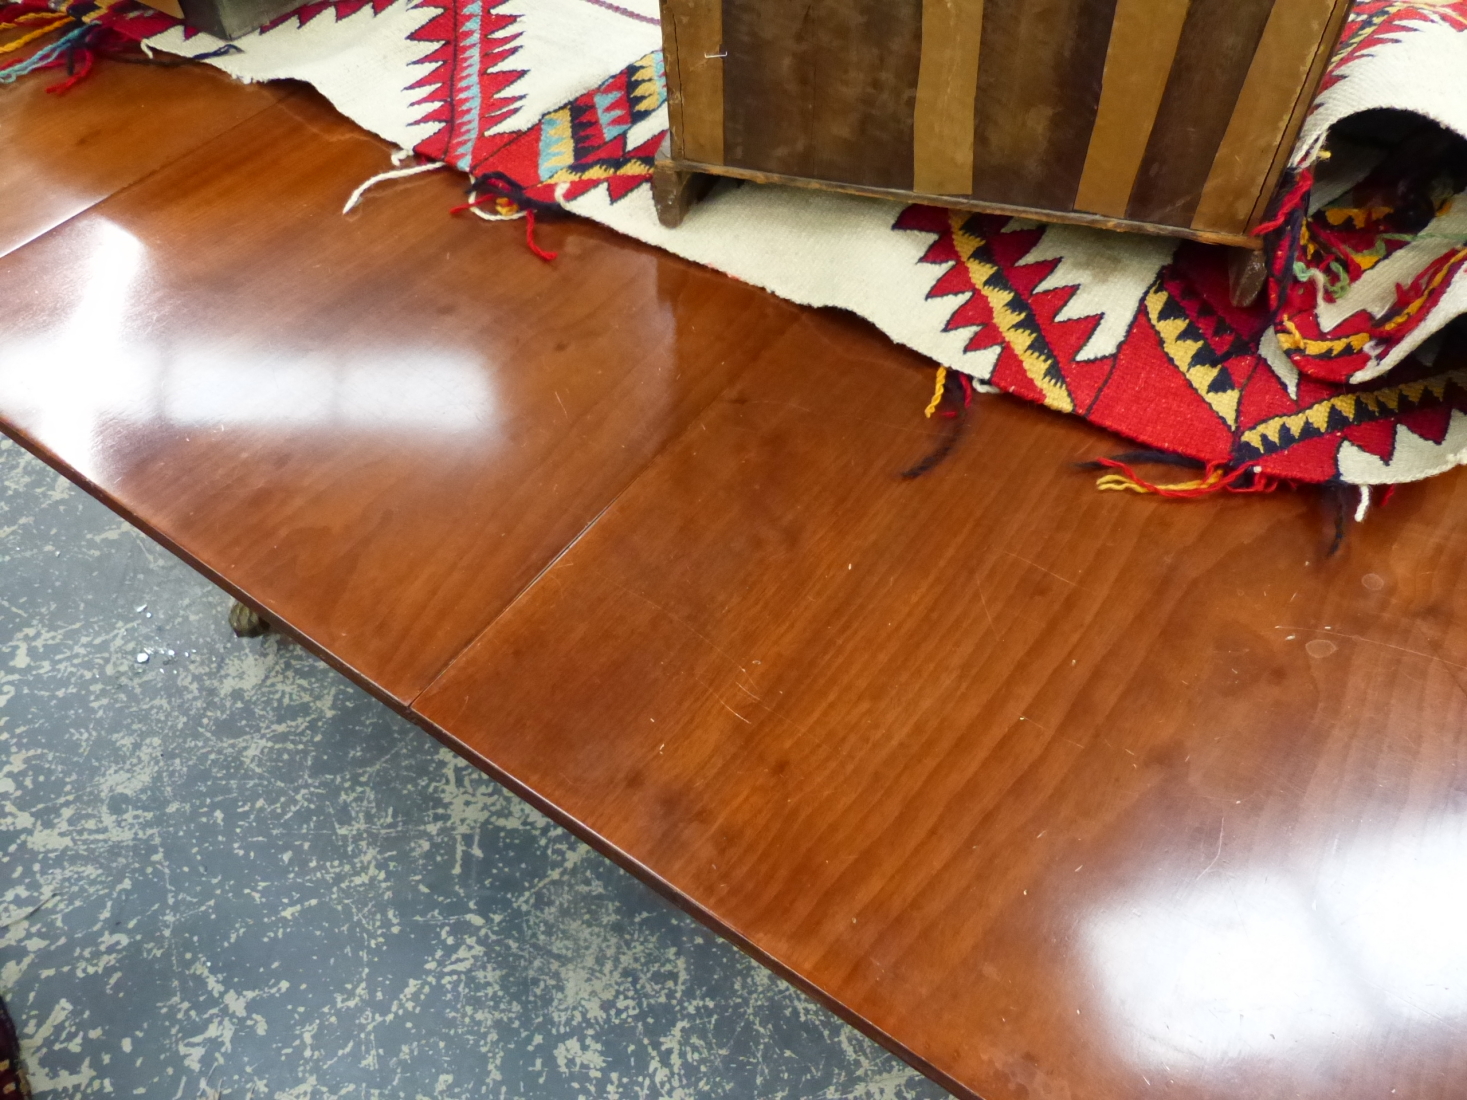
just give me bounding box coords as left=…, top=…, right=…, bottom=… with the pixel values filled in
left=0, top=14, right=71, bottom=55
left=1096, top=466, right=1229, bottom=495
left=924, top=366, right=948, bottom=418
left=0, top=10, right=70, bottom=29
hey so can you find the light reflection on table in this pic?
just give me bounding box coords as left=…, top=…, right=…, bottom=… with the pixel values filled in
left=1087, top=814, right=1467, bottom=1075
left=0, top=221, right=494, bottom=482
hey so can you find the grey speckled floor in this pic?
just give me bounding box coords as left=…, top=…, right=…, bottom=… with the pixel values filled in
left=0, top=437, right=948, bottom=1100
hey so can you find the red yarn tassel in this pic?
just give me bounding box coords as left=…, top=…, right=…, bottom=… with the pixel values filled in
left=450, top=192, right=557, bottom=263
left=44, top=44, right=92, bottom=93
left=523, top=208, right=557, bottom=263
left=1252, top=168, right=1314, bottom=237
left=1093, top=458, right=1279, bottom=499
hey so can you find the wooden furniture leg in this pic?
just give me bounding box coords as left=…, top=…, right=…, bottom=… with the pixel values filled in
left=1228, top=245, right=1269, bottom=309
left=652, top=136, right=713, bottom=228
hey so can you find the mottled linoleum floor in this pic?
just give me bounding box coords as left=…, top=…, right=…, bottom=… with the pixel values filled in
left=0, top=437, right=947, bottom=1100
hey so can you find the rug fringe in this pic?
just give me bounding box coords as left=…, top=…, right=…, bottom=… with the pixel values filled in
left=0, top=13, right=71, bottom=56
left=1075, top=449, right=1205, bottom=472
left=0, top=0, right=142, bottom=92
left=342, top=156, right=445, bottom=214
left=902, top=367, right=973, bottom=479
left=1091, top=457, right=1279, bottom=498
left=0, top=23, right=84, bottom=83
left=452, top=179, right=559, bottom=262
left=0, top=0, right=232, bottom=91
left=923, top=366, right=948, bottom=418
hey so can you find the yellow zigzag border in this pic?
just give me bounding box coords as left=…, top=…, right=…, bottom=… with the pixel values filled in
left=1143, top=281, right=1241, bottom=429
left=1237, top=367, right=1467, bottom=459
left=949, top=212, right=1074, bottom=415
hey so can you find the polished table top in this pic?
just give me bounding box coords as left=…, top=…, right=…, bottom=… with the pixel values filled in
left=4, top=62, right=1466, bottom=1100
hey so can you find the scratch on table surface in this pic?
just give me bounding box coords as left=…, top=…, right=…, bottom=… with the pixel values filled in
left=1003, top=552, right=1080, bottom=588
left=1196, top=818, right=1225, bottom=881
left=612, top=577, right=749, bottom=673
left=977, top=584, right=1000, bottom=638
left=694, top=674, right=754, bottom=724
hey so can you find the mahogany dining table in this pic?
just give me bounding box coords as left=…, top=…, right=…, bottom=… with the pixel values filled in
left=4, top=60, right=1466, bottom=1100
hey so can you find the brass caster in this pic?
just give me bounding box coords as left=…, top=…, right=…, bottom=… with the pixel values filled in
left=229, top=600, right=272, bottom=638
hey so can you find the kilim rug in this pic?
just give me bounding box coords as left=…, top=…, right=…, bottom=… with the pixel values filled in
left=8, top=0, right=1467, bottom=495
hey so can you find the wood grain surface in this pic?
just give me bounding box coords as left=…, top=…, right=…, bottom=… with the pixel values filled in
left=0, top=60, right=283, bottom=258
left=7, top=60, right=1467, bottom=1100
left=416, top=321, right=1467, bottom=1100
left=0, top=88, right=796, bottom=703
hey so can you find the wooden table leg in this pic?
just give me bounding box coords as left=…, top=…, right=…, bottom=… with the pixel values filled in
left=229, top=600, right=272, bottom=638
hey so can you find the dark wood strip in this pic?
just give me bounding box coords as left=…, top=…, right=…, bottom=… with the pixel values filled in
left=722, top=0, right=923, bottom=190
left=1126, top=0, right=1278, bottom=227
left=720, top=0, right=803, bottom=177
left=968, top=0, right=1120, bottom=210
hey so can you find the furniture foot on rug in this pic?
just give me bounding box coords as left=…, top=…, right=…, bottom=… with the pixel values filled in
left=1229, top=245, right=1269, bottom=309
left=652, top=137, right=714, bottom=229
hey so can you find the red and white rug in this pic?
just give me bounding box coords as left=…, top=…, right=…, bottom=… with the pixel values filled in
left=11, top=0, right=1467, bottom=491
